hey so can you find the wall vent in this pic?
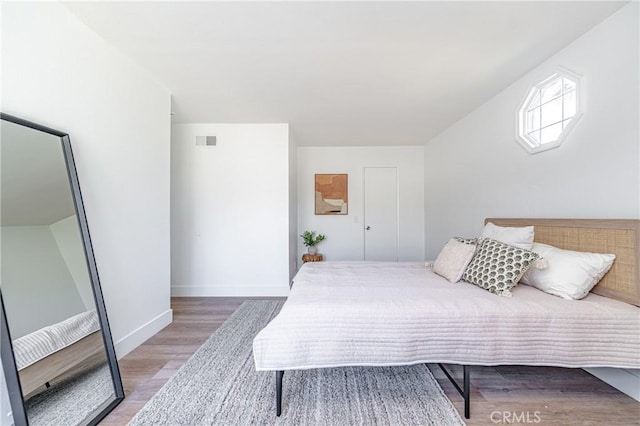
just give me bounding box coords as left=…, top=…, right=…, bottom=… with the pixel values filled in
left=195, top=136, right=217, bottom=146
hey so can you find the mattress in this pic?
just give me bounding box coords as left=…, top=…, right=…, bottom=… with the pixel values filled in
left=12, top=310, right=101, bottom=370
left=253, top=261, right=640, bottom=371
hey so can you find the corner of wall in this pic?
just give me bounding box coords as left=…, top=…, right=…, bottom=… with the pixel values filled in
left=288, top=127, right=299, bottom=281
left=170, top=123, right=293, bottom=296
left=114, top=308, right=173, bottom=359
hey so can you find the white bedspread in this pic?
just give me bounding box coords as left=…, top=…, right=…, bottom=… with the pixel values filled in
left=13, top=310, right=100, bottom=370
left=253, top=262, right=640, bottom=371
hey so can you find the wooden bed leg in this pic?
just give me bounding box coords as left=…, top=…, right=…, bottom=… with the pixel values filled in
left=276, top=370, right=284, bottom=416
left=463, top=365, right=470, bottom=419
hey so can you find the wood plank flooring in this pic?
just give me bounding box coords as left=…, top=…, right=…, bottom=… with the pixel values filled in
left=102, top=297, right=639, bottom=425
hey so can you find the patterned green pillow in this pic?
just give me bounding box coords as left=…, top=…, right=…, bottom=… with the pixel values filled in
left=454, top=237, right=478, bottom=245
left=462, top=238, right=539, bottom=297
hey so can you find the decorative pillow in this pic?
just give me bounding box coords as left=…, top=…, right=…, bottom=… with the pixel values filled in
left=433, top=239, right=477, bottom=283
left=462, top=238, right=539, bottom=297
left=521, top=243, right=616, bottom=300
left=480, top=222, right=535, bottom=250
left=454, top=237, right=478, bottom=245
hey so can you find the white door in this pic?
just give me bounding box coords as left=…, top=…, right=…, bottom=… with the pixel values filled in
left=364, top=167, right=398, bottom=261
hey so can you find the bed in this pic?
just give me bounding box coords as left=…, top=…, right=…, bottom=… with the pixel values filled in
left=253, top=218, right=640, bottom=418
left=13, top=310, right=103, bottom=397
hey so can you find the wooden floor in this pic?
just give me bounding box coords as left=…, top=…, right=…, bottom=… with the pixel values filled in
left=102, top=297, right=639, bottom=425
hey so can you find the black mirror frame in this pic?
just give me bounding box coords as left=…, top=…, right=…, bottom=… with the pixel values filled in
left=0, top=113, right=124, bottom=426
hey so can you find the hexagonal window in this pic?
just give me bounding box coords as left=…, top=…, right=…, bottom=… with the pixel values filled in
left=517, top=69, right=583, bottom=154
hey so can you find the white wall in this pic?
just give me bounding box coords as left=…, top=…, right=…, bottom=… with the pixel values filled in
left=50, top=215, right=94, bottom=310
left=298, top=146, right=424, bottom=264
left=288, top=132, right=299, bottom=280
left=2, top=2, right=172, bottom=359
left=171, top=123, right=292, bottom=296
left=0, top=226, right=85, bottom=338
left=423, top=3, right=639, bottom=400
left=423, top=3, right=639, bottom=258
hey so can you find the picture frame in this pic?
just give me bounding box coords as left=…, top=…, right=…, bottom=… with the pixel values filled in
left=315, top=174, right=348, bottom=215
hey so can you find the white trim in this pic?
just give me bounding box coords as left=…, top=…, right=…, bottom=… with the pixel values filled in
left=584, top=367, right=640, bottom=401
left=171, top=285, right=290, bottom=297
left=114, top=309, right=173, bottom=359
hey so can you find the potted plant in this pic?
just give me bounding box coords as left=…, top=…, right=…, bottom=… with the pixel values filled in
left=300, top=230, right=326, bottom=255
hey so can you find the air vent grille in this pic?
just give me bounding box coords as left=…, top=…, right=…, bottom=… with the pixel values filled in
left=196, top=136, right=217, bottom=146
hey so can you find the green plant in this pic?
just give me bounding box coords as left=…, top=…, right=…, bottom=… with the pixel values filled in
left=300, top=230, right=326, bottom=247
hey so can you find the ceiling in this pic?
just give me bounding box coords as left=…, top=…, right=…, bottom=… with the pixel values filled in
left=65, top=1, right=626, bottom=146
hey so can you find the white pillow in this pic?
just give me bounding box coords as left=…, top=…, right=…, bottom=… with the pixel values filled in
left=521, top=242, right=616, bottom=300
left=480, top=222, right=535, bottom=250
left=432, top=238, right=477, bottom=283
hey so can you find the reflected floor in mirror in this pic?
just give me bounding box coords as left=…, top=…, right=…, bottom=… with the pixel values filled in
left=25, top=362, right=113, bottom=425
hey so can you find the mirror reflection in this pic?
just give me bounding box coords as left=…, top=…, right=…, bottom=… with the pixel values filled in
left=1, top=119, right=117, bottom=425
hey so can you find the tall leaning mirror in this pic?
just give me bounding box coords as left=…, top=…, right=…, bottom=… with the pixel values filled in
left=0, top=113, right=123, bottom=425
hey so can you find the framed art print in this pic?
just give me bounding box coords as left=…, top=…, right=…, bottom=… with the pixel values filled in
left=315, top=174, right=348, bottom=215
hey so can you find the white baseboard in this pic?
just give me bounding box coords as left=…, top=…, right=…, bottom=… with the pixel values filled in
left=171, top=285, right=290, bottom=297
left=114, top=309, right=173, bottom=359
left=584, top=367, right=640, bottom=401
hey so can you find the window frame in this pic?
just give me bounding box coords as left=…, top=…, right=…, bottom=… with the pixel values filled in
left=516, top=68, right=584, bottom=154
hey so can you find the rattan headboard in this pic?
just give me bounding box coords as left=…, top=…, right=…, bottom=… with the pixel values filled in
left=486, top=219, right=640, bottom=306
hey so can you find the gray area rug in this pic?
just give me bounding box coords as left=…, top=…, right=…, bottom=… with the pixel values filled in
left=25, top=363, right=114, bottom=426
left=129, top=300, right=465, bottom=426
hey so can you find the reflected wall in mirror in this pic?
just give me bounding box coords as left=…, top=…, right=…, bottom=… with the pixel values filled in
left=0, top=113, right=123, bottom=425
